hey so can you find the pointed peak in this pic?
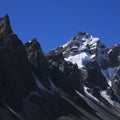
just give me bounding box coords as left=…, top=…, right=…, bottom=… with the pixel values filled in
left=25, top=38, right=43, bottom=52
left=72, top=32, right=92, bottom=41
left=77, top=31, right=89, bottom=36
left=0, top=15, right=13, bottom=35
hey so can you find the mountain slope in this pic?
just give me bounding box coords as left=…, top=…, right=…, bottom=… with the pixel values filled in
left=0, top=15, right=120, bottom=120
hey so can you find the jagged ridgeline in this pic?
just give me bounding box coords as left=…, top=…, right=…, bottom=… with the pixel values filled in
left=0, top=15, right=120, bottom=120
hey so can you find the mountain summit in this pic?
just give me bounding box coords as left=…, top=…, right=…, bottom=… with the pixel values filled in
left=0, top=15, right=120, bottom=120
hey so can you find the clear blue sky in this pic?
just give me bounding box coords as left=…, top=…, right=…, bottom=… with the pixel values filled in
left=0, top=0, right=120, bottom=52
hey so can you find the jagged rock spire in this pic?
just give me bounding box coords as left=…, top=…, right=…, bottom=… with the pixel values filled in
left=0, top=15, right=13, bottom=35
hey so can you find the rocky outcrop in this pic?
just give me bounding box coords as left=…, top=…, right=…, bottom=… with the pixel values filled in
left=108, top=45, right=120, bottom=67
left=112, top=66, right=120, bottom=96
left=0, top=15, right=13, bottom=35
left=25, top=38, right=49, bottom=76
left=85, top=61, right=108, bottom=90
left=25, top=39, right=51, bottom=89
left=47, top=53, right=84, bottom=94
left=0, top=15, right=37, bottom=112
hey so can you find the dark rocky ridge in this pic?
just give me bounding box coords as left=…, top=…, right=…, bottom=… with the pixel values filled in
left=0, top=15, right=13, bottom=35
left=0, top=15, right=120, bottom=120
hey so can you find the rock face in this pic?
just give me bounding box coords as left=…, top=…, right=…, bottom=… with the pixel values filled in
left=0, top=15, right=13, bottom=35
left=112, top=66, right=120, bottom=95
left=108, top=45, right=120, bottom=66
left=0, top=15, right=37, bottom=112
left=47, top=53, right=84, bottom=94
left=0, top=15, right=120, bottom=120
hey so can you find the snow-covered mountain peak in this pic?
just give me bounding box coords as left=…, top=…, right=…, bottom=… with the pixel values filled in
left=60, top=32, right=106, bottom=68
left=62, top=32, right=93, bottom=49
left=63, top=32, right=104, bottom=54
left=48, top=32, right=106, bottom=69
left=72, top=32, right=92, bottom=42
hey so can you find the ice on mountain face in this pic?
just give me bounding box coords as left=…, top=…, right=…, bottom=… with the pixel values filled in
left=108, top=49, right=112, bottom=54
left=71, top=45, right=78, bottom=49
left=63, top=33, right=104, bottom=68
left=62, top=32, right=93, bottom=49
left=101, top=67, right=117, bottom=86
left=101, top=67, right=117, bottom=80
left=108, top=81, right=112, bottom=86
left=83, top=86, right=99, bottom=102
left=89, top=38, right=99, bottom=45
left=64, top=52, right=91, bottom=68
left=62, top=39, right=72, bottom=48
left=62, top=33, right=102, bottom=57
left=83, top=87, right=115, bottom=105
left=100, top=91, right=114, bottom=105
left=61, top=33, right=90, bottom=48
left=90, top=54, right=96, bottom=59
left=78, top=41, right=88, bottom=51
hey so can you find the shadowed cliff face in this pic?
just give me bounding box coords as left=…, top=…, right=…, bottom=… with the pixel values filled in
left=0, top=15, right=13, bottom=35
left=0, top=15, right=120, bottom=120
left=0, top=15, right=37, bottom=112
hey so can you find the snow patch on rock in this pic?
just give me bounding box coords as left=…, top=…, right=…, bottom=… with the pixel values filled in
left=101, top=67, right=117, bottom=86
left=64, top=52, right=91, bottom=68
